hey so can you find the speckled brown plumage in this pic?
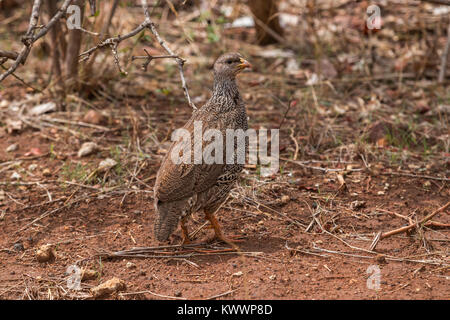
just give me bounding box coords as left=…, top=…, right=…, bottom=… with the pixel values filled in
left=154, top=52, right=251, bottom=244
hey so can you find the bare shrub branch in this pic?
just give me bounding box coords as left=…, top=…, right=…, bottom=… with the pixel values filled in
left=0, top=0, right=72, bottom=82
left=79, top=0, right=196, bottom=109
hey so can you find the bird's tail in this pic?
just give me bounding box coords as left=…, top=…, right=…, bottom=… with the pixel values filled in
left=154, top=198, right=183, bottom=242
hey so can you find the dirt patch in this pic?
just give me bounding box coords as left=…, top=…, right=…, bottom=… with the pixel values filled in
left=0, top=0, right=449, bottom=300
left=0, top=128, right=448, bottom=299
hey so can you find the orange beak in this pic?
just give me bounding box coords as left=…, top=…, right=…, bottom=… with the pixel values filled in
left=237, top=57, right=252, bottom=70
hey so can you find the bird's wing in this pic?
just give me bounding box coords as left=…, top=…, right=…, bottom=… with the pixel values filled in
left=154, top=111, right=229, bottom=202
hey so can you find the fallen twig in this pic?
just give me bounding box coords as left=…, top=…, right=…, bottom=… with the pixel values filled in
left=370, top=202, right=450, bottom=250
left=119, top=290, right=187, bottom=300
left=379, top=171, right=449, bottom=182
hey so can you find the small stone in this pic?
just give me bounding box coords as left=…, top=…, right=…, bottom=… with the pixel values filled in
left=81, top=269, right=98, bottom=281
left=78, top=142, right=98, bottom=157
left=269, top=274, right=276, bottom=280
left=91, top=278, right=126, bottom=298
left=350, top=200, right=366, bottom=210
left=281, top=195, right=290, bottom=204
left=28, top=164, right=38, bottom=171
left=6, top=143, right=18, bottom=152
left=377, top=191, right=385, bottom=195
left=126, top=262, right=136, bottom=269
left=82, top=110, right=106, bottom=125
left=174, top=291, right=182, bottom=297
left=36, top=244, right=56, bottom=263
left=98, top=158, right=117, bottom=172
left=13, top=242, right=24, bottom=252
left=232, top=271, right=243, bottom=277
left=375, top=254, right=386, bottom=264
left=10, top=172, right=21, bottom=180
left=6, top=119, right=23, bottom=134
left=42, top=168, right=52, bottom=177
left=29, top=102, right=56, bottom=116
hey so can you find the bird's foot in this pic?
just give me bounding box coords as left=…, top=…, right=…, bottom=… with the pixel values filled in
left=212, top=234, right=241, bottom=251
left=181, top=236, right=191, bottom=245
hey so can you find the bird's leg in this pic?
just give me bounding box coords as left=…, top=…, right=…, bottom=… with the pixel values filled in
left=204, top=211, right=240, bottom=250
left=180, top=218, right=191, bottom=245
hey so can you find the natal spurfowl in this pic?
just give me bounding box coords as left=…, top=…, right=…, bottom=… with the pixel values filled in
left=154, top=52, right=251, bottom=245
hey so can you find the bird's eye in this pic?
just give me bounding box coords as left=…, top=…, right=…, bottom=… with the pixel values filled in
left=226, top=60, right=232, bottom=64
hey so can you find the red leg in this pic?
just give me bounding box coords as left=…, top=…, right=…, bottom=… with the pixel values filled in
left=204, top=212, right=240, bottom=249
left=180, top=219, right=191, bottom=244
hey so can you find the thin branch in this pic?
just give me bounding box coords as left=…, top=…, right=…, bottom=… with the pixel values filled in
left=380, top=202, right=449, bottom=239
left=0, top=0, right=73, bottom=83
left=0, top=50, right=19, bottom=61
left=79, top=21, right=150, bottom=60
left=132, top=49, right=179, bottom=71
left=79, top=0, right=196, bottom=110
left=0, top=64, right=42, bottom=92
left=141, top=0, right=196, bottom=109
left=370, top=202, right=450, bottom=250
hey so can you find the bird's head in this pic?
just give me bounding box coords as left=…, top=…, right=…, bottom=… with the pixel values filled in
left=213, top=52, right=252, bottom=79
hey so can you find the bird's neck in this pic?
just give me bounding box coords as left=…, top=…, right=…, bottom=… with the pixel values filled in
left=210, top=76, right=242, bottom=111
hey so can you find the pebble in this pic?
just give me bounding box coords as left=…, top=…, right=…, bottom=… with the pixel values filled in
left=91, top=278, right=126, bottom=298
left=82, top=269, right=98, bottom=281
left=174, top=291, right=182, bottom=297
left=98, top=158, right=117, bottom=172
left=6, top=143, right=18, bottom=152
left=82, top=110, right=106, bottom=125
left=10, top=172, right=21, bottom=180
left=13, top=242, right=24, bottom=252
left=29, top=102, right=56, bottom=116
left=36, top=244, right=56, bottom=263
left=77, top=142, right=98, bottom=157
left=350, top=200, right=366, bottom=210
left=281, top=195, right=290, bottom=204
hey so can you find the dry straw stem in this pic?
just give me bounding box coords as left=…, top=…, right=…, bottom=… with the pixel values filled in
left=93, top=244, right=264, bottom=260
